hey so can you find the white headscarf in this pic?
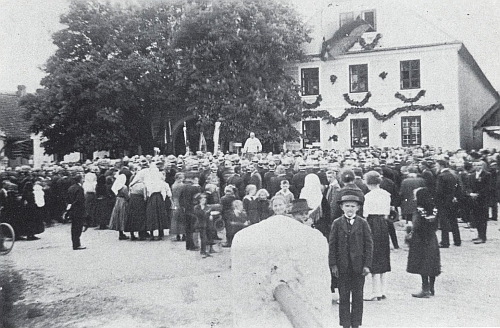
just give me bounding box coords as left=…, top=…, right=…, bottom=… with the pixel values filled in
left=111, top=174, right=127, bottom=195
left=300, top=174, right=323, bottom=211
left=83, top=172, right=97, bottom=193
left=34, top=183, right=45, bottom=207
left=145, top=164, right=170, bottom=200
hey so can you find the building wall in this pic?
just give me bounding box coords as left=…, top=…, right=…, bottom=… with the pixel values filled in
left=297, top=44, right=462, bottom=150
left=458, top=54, right=499, bottom=150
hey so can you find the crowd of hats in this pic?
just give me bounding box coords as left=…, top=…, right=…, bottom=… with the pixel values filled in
left=1, top=145, right=498, bottom=180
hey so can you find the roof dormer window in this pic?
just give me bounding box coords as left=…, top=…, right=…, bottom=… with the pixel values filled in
left=340, top=10, right=376, bottom=31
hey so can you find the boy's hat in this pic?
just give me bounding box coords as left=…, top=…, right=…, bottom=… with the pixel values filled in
left=337, top=189, right=364, bottom=205
left=289, top=199, right=312, bottom=214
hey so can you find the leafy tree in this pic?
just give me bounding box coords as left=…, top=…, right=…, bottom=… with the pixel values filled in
left=22, top=0, right=310, bottom=155
left=22, top=0, right=185, bottom=155
left=175, top=0, right=310, bottom=150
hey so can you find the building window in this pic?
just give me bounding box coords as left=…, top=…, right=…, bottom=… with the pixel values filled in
left=349, top=64, right=368, bottom=93
left=340, top=10, right=376, bottom=30
left=400, top=60, right=420, bottom=89
left=401, top=116, right=421, bottom=146
left=303, top=120, right=321, bottom=148
left=351, top=119, right=369, bottom=147
left=301, top=68, right=319, bottom=96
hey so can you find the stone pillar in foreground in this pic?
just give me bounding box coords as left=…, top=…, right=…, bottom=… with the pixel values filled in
left=231, top=215, right=334, bottom=328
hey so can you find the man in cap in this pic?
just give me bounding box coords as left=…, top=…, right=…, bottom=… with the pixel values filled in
left=329, top=189, right=373, bottom=328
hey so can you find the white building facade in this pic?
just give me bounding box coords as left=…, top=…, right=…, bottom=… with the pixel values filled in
left=289, top=0, right=499, bottom=151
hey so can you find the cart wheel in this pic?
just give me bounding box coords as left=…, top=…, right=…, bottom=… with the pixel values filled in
left=0, top=222, right=15, bottom=255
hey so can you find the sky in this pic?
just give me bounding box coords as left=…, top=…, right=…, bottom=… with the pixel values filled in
left=0, top=0, right=499, bottom=93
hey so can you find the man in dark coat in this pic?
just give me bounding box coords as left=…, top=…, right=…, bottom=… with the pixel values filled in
left=469, top=160, right=492, bottom=243
left=329, top=190, right=373, bottom=328
left=435, top=159, right=461, bottom=247
left=67, top=174, right=87, bottom=250
left=179, top=172, right=202, bottom=251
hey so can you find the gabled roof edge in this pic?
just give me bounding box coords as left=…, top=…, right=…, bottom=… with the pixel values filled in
left=474, top=100, right=500, bottom=129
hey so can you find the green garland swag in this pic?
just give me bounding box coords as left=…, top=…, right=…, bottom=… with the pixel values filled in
left=395, top=90, right=426, bottom=103
left=359, top=33, right=382, bottom=50
left=343, top=92, right=372, bottom=107
left=485, top=129, right=500, bottom=140
left=302, top=103, right=444, bottom=125
left=302, top=95, right=322, bottom=109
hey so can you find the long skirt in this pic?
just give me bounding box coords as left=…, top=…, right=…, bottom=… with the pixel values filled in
left=145, top=192, right=167, bottom=231
left=24, top=205, right=45, bottom=236
left=169, top=208, right=186, bottom=235
left=84, top=192, right=97, bottom=225
left=125, top=194, right=147, bottom=232
left=95, top=197, right=114, bottom=227
left=367, top=214, right=391, bottom=274
left=109, top=197, right=128, bottom=231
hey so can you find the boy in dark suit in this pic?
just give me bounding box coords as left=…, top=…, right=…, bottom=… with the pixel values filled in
left=329, top=190, right=373, bottom=328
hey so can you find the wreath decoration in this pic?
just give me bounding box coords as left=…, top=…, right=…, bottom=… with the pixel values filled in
left=379, top=132, right=388, bottom=139
left=343, top=92, right=372, bottom=107
left=302, top=103, right=444, bottom=125
left=302, top=95, right=322, bottom=109
left=359, top=33, right=382, bottom=50
left=395, top=90, right=426, bottom=103
left=330, top=75, right=337, bottom=85
left=379, top=72, right=388, bottom=80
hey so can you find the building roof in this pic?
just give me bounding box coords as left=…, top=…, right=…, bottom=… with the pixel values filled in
left=0, top=93, right=32, bottom=140
left=475, top=100, right=500, bottom=129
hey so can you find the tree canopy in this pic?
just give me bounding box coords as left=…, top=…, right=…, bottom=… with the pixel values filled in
left=21, top=0, right=310, bottom=155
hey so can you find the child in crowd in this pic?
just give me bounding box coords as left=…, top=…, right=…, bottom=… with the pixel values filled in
left=275, top=180, right=294, bottom=206
left=221, top=186, right=237, bottom=247
left=224, top=200, right=249, bottom=247
left=243, top=184, right=259, bottom=224
left=256, top=189, right=272, bottom=221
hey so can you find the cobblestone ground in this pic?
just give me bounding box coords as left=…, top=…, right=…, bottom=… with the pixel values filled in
left=1, top=219, right=500, bottom=327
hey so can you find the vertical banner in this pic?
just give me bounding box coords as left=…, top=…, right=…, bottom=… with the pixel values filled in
left=199, top=132, right=207, bottom=152
left=213, top=121, right=221, bottom=154
left=183, top=121, right=189, bottom=155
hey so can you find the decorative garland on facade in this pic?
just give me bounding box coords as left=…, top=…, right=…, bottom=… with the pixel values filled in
left=302, top=103, right=444, bottom=125
left=485, top=129, right=500, bottom=140
left=359, top=33, right=382, bottom=50
left=379, top=71, right=388, bottom=80
left=395, top=90, right=426, bottom=103
left=343, top=92, right=372, bottom=107
left=302, top=95, right=322, bottom=109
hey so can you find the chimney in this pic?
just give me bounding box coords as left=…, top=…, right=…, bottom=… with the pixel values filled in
left=16, top=85, right=27, bottom=97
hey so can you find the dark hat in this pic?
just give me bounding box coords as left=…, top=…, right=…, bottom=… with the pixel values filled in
left=337, top=189, right=364, bottom=205
left=289, top=199, right=312, bottom=214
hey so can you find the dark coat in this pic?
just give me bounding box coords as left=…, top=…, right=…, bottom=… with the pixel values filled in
left=407, top=206, right=441, bottom=276
left=67, top=183, right=86, bottom=218
left=435, top=169, right=459, bottom=209
left=329, top=215, right=373, bottom=275
left=399, top=175, right=426, bottom=215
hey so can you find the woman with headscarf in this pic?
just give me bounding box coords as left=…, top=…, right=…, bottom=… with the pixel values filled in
left=126, top=168, right=148, bottom=240
left=21, top=181, right=45, bottom=240
left=299, top=173, right=324, bottom=232
left=109, top=174, right=130, bottom=240
left=145, top=163, right=171, bottom=241
left=83, top=171, right=97, bottom=227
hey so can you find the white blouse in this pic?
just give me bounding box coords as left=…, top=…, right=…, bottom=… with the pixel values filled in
left=363, top=188, right=391, bottom=217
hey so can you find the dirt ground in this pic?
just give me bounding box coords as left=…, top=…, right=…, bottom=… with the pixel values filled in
left=1, top=219, right=500, bottom=328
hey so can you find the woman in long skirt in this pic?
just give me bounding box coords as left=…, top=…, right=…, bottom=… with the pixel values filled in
left=145, top=164, right=171, bottom=241
left=109, top=174, right=130, bottom=240
left=126, top=169, right=148, bottom=240
left=407, top=187, right=441, bottom=298
left=21, top=181, right=45, bottom=240
left=363, top=171, right=392, bottom=301
left=94, top=175, right=114, bottom=229
left=170, top=172, right=186, bottom=241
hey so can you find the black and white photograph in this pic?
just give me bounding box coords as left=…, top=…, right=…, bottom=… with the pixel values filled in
left=1, top=0, right=500, bottom=327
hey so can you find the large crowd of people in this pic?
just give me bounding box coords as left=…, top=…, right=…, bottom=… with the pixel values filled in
left=0, top=143, right=498, bottom=325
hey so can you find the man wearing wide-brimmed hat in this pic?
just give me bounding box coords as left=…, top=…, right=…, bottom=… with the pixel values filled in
left=288, top=198, right=311, bottom=224
left=329, top=189, right=373, bottom=328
